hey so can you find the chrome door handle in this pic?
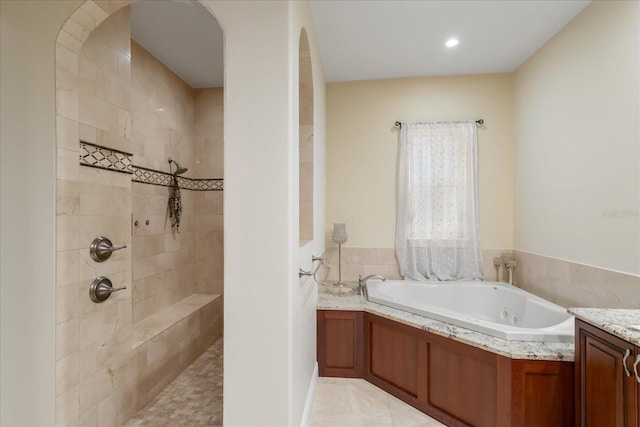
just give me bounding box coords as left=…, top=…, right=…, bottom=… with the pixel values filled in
left=90, top=236, right=127, bottom=262
left=89, top=277, right=127, bottom=303
left=633, top=354, right=640, bottom=383
left=623, top=348, right=631, bottom=377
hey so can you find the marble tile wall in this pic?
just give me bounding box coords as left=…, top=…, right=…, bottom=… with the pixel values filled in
left=130, top=39, right=195, bottom=174
left=195, top=190, right=224, bottom=296
left=299, top=31, right=313, bottom=244
left=321, top=247, right=510, bottom=283
left=299, top=124, right=314, bottom=243
left=131, top=182, right=197, bottom=323
left=194, top=88, right=224, bottom=179
left=55, top=3, right=225, bottom=425
left=323, top=246, right=640, bottom=309
left=514, top=250, right=640, bottom=309
left=193, top=89, right=224, bottom=296
left=56, top=6, right=136, bottom=425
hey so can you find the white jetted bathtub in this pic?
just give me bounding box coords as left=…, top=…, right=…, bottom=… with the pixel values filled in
left=366, top=280, right=574, bottom=343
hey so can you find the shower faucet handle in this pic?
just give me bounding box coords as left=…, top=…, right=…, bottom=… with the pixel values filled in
left=90, top=236, right=127, bottom=262
left=89, top=276, right=127, bottom=303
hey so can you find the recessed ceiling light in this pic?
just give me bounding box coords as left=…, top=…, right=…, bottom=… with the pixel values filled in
left=445, top=38, right=459, bottom=48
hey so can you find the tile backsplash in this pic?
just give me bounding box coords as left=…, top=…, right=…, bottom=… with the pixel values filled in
left=320, top=246, right=640, bottom=309
left=514, top=250, right=640, bottom=309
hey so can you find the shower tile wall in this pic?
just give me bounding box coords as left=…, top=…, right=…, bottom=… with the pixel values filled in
left=55, top=4, right=224, bottom=425
left=130, top=38, right=196, bottom=322
left=194, top=89, right=224, bottom=296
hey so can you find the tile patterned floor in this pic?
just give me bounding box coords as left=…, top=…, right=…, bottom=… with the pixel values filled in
left=309, top=377, right=445, bottom=427
left=124, top=338, right=443, bottom=427
left=124, top=338, right=223, bottom=427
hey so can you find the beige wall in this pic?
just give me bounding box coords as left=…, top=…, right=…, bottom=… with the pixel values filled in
left=0, top=1, right=82, bottom=424
left=326, top=74, right=514, bottom=252
left=514, top=0, right=640, bottom=276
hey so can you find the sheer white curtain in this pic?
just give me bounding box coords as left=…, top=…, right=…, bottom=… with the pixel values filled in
left=395, top=122, right=484, bottom=281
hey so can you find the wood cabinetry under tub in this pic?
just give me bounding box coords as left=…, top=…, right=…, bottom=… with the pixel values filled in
left=317, top=310, right=363, bottom=377
left=317, top=310, right=575, bottom=427
left=575, top=319, right=640, bottom=427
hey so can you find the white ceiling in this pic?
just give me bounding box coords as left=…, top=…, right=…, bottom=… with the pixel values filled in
left=310, top=0, right=591, bottom=82
left=129, top=0, right=590, bottom=87
left=130, top=0, right=223, bottom=88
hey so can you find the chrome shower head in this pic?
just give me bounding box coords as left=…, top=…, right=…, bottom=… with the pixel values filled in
left=168, top=158, right=188, bottom=175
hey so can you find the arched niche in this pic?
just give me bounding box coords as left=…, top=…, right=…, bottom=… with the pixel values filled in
left=299, top=27, right=314, bottom=246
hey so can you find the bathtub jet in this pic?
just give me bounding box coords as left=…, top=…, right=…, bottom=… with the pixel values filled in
left=366, top=280, right=574, bottom=343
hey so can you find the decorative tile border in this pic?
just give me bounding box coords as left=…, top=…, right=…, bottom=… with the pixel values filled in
left=79, top=141, right=223, bottom=191
left=80, top=141, right=133, bottom=174
left=132, top=166, right=223, bottom=191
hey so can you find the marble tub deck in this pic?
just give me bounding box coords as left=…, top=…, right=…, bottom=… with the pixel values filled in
left=318, top=282, right=575, bottom=361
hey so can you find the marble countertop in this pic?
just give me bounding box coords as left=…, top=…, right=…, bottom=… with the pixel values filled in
left=568, top=308, right=640, bottom=347
left=318, top=283, right=575, bottom=362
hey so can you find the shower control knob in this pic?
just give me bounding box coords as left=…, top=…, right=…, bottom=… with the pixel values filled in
left=90, top=236, right=127, bottom=262
left=89, top=276, right=127, bottom=303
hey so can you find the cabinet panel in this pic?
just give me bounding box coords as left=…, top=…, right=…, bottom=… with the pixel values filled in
left=510, top=359, right=574, bottom=427
left=426, top=338, right=497, bottom=427
left=576, top=320, right=637, bottom=427
left=318, top=310, right=574, bottom=427
left=367, top=316, right=418, bottom=397
left=317, top=310, right=363, bottom=377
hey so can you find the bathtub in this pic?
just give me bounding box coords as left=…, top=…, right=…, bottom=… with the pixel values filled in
left=366, top=280, right=574, bottom=343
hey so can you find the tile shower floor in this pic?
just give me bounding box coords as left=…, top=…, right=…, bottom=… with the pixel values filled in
left=124, top=338, right=223, bottom=426
left=124, top=337, right=443, bottom=426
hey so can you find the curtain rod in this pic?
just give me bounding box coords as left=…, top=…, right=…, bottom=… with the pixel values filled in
left=395, top=119, right=484, bottom=127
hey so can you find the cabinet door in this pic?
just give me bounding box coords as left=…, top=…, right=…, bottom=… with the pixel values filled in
left=576, top=320, right=636, bottom=427
left=635, top=347, right=640, bottom=427
left=317, top=310, right=363, bottom=377
left=365, top=314, right=419, bottom=399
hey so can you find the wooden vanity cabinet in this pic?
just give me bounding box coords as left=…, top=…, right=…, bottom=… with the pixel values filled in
left=576, top=319, right=639, bottom=427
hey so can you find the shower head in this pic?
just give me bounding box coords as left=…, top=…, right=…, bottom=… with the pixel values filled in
left=168, top=158, right=188, bottom=175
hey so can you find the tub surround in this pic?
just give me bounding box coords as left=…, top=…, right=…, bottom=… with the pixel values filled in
left=317, top=285, right=575, bottom=426
left=514, top=250, right=640, bottom=309
left=321, top=247, right=510, bottom=283
left=317, top=283, right=574, bottom=361
left=569, top=308, right=640, bottom=346
left=320, top=247, right=640, bottom=309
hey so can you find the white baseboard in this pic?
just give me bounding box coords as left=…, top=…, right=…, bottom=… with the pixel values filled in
left=300, top=362, right=319, bottom=427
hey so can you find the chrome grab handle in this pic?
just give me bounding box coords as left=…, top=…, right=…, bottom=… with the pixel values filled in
left=89, top=276, right=127, bottom=303
left=90, top=236, right=127, bottom=262
left=633, top=354, right=640, bottom=383
left=623, top=348, right=631, bottom=377
left=299, top=269, right=313, bottom=278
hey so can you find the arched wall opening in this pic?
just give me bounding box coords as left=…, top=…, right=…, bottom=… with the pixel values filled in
left=54, top=1, right=224, bottom=424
